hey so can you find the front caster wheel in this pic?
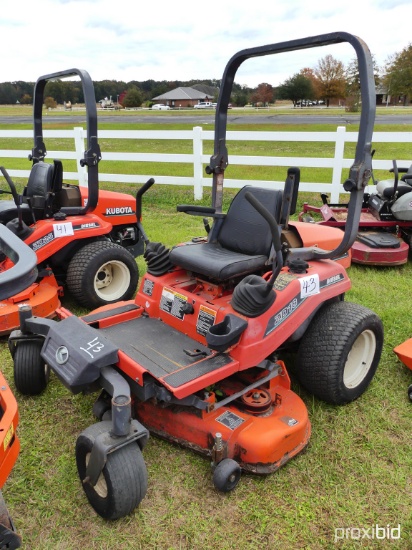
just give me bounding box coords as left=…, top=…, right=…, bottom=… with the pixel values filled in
left=75, top=422, right=148, bottom=520
left=407, top=384, right=412, bottom=402
left=296, top=301, right=383, bottom=405
left=13, top=340, right=49, bottom=395
left=213, top=458, right=241, bottom=493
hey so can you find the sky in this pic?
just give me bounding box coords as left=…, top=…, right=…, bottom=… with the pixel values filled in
left=1, top=0, right=410, bottom=88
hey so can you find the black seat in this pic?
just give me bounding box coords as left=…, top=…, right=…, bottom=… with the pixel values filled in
left=0, top=160, right=61, bottom=224
left=169, top=186, right=283, bottom=280
left=23, top=161, right=55, bottom=220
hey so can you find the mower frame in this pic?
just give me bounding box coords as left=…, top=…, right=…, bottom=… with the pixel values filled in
left=9, top=32, right=383, bottom=521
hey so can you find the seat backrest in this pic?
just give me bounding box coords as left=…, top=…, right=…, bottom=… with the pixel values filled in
left=218, top=186, right=283, bottom=256
left=26, top=162, right=54, bottom=198
left=51, top=159, right=63, bottom=194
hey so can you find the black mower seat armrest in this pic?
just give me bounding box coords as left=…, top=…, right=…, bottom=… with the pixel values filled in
left=177, top=205, right=217, bottom=216
left=390, top=166, right=410, bottom=173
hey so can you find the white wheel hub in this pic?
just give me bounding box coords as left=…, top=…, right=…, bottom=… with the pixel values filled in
left=343, top=329, right=376, bottom=388
left=93, top=260, right=131, bottom=301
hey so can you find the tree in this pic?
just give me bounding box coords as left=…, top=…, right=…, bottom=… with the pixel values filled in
left=276, top=73, right=313, bottom=107
left=122, top=86, right=143, bottom=108
left=383, top=43, right=412, bottom=105
left=300, top=68, right=321, bottom=100
left=20, top=94, right=32, bottom=104
left=44, top=81, right=66, bottom=104
left=44, top=96, right=57, bottom=109
left=345, top=56, right=380, bottom=112
left=250, top=83, right=274, bottom=106
left=314, top=54, right=346, bottom=107
left=231, top=87, right=249, bottom=107
left=0, top=83, right=18, bottom=104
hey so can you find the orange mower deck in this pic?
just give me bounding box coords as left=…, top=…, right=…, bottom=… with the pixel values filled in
left=394, top=338, right=412, bottom=371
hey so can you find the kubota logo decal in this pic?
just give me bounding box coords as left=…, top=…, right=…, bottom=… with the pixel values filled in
left=105, top=206, right=134, bottom=216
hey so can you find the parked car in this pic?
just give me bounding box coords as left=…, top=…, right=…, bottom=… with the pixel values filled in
left=152, top=104, right=171, bottom=110
left=194, top=102, right=213, bottom=109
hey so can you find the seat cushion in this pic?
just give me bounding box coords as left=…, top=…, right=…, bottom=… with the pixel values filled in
left=376, top=178, right=412, bottom=199
left=170, top=242, right=268, bottom=280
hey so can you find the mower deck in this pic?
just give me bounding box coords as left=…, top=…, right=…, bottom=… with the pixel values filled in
left=300, top=203, right=411, bottom=266
left=83, top=305, right=312, bottom=474
left=394, top=338, right=412, bottom=371
left=352, top=236, right=409, bottom=266
left=135, top=372, right=311, bottom=474
left=0, top=276, right=60, bottom=336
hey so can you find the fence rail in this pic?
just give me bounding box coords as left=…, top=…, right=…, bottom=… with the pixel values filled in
left=0, top=126, right=411, bottom=202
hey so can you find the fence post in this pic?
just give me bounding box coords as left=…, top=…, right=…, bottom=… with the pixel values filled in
left=74, top=127, right=88, bottom=187
left=330, top=126, right=346, bottom=202
left=193, top=126, right=203, bottom=200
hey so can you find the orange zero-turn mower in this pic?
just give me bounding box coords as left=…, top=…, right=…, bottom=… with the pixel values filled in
left=0, top=68, right=149, bottom=334
left=0, top=224, right=39, bottom=548
left=8, top=32, right=383, bottom=520
left=394, top=338, right=412, bottom=401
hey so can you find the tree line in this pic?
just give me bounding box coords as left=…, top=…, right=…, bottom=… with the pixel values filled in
left=1, top=43, right=411, bottom=108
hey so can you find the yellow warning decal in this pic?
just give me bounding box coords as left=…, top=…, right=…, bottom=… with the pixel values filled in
left=3, top=423, right=14, bottom=451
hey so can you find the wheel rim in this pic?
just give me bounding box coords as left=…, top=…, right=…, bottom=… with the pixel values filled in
left=85, top=453, right=108, bottom=498
left=343, top=329, right=376, bottom=389
left=93, top=260, right=131, bottom=301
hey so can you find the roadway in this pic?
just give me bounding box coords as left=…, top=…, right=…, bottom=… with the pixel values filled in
left=0, top=112, right=411, bottom=125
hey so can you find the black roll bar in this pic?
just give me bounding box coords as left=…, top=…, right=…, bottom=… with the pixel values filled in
left=31, top=68, right=101, bottom=215
left=209, top=32, right=376, bottom=261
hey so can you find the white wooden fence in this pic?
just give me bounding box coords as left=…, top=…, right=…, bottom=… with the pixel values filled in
left=0, top=126, right=411, bottom=202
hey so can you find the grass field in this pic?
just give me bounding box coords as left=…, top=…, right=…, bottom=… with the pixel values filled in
left=0, top=109, right=411, bottom=549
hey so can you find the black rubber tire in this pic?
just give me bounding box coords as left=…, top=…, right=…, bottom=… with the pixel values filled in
left=213, top=458, right=241, bottom=493
left=13, top=340, right=49, bottom=395
left=66, top=241, right=139, bottom=309
left=296, top=301, right=383, bottom=405
left=407, top=384, right=412, bottom=403
left=75, top=422, right=148, bottom=520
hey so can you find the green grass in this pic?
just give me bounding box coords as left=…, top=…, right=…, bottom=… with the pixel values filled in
left=0, top=110, right=412, bottom=549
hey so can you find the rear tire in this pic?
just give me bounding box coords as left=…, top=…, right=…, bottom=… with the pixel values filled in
left=76, top=422, right=148, bottom=520
left=66, top=241, right=138, bottom=309
left=296, top=301, right=383, bottom=405
left=13, top=340, right=49, bottom=395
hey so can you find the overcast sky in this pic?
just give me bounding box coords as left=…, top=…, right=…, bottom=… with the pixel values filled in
left=2, top=0, right=410, bottom=88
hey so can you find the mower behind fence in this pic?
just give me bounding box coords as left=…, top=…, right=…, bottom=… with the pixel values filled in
left=299, top=158, right=412, bottom=266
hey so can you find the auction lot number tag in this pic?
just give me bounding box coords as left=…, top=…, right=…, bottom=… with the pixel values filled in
left=53, top=222, right=74, bottom=238
left=299, top=274, right=320, bottom=298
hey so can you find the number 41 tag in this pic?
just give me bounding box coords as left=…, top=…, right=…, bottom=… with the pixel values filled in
left=53, top=222, right=74, bottom=238
left=299, top=274, right=320, bottom=298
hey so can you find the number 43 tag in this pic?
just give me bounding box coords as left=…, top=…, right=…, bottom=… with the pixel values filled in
left=299, top=274, right=320, bottom=298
